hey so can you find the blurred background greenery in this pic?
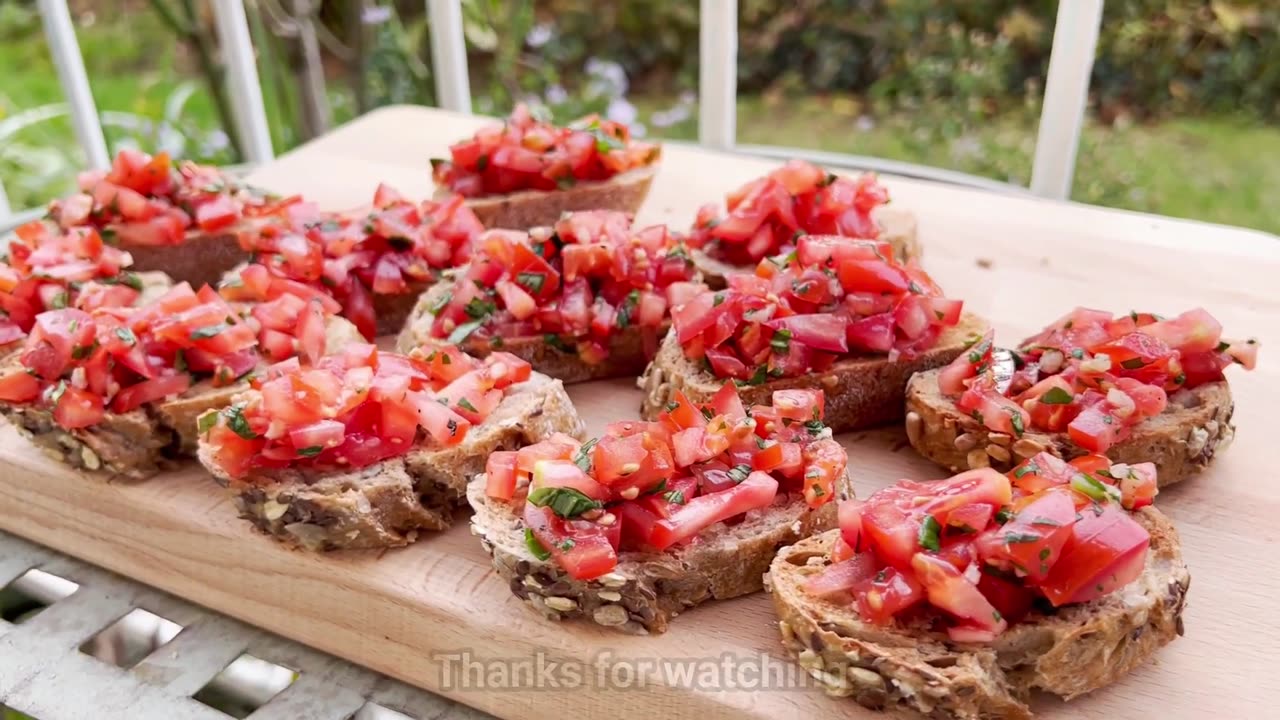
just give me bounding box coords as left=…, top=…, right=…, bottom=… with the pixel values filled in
left=0, top=0, right=1276, bottom=233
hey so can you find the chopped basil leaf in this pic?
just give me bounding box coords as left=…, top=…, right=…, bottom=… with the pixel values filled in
left=1173, top=373, right=1186, bottom=385
left=1031, top=516, right=1062, bottom=527
left=1039, top=387, right=1073, bottom=405
left=907, top=281, right=924, bottom=295
left=197, top=411, right=218, bottom=435
left=573, top=437, right=599, bottom=473
left=524, top=528, right=551, bottom=560
left=457, top=397, right=477, bottom=413
left=1120, top=357, right=1146, bottom=370
left=970, top=409, right=984, bottom=424
left=662, top=489, right=686, bottom=505
left=727, top=464, right=752, bottom=483
left=737, top=365, right=769, bottom=387
left=527, top=486, right=602, bottom=519
left=805, top=419, right=826, bottom=435
left=516, top=272, right=546, bottom=294
left=700, top=405, right=714, bottom=420
left=994, top=506, right=1013, bottom=524
left=1038, top=547, right=1052, bottom=561
left=918, top=516, right=941, bottom=551
left=223, top=405, right=258, bottom=440
left=770, top=328, right=792, bottom=354
left=1071, top=348, right=1085, bottom=359
left=1008, top=410, right=1025, bottom=437
left=1003, top=532, right=1041, bottom=544
left=428, top=292, right=452, bottom=315
left=489, top=336, right=505, bottom=349
left=190, top=324, right=227, bottom=340
left=1014, top=462, right=1039, bottom=478
left=712, top=293, right=725, bottom=307
left=47, top=380, right=67, bottom=405
left=175, top=349, right=187, bottom=373
left=464, top=297, right=497, bottom=319
left=1215, top=341, right=1230, bottom=353
left=811, top=483, right=825, bottom=497
left=71, top=342, right=95, bottom=360
left=114, top=327, right=137, bottom=345
left=50, top=291, right=69, bottom=309
left=544, top=333, right=573, bottom=353
left=297, top=446, right=324, bottom=457
left=558, top=538, right=576, bottom=552
left=1071, top=473, right=1119, bottom=503
left=616, top=289, right=640, bottom=329
left=447, top=319, right=484, bottom=345
left=646, top=479, right=668, bottom=495
left=557, top=176, right=576, bottom=190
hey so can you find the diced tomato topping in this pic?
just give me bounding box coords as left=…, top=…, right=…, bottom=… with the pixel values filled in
left=935, top=307, right=1256, bottom=454
left=670, top=235, right=960, bottom=380
left=816, top=456, right=1154, bottom=639
left=484, top=382, right=845, bottom=580
left=688, top=161, right=891, bottom=267
left=433, top=103, right=658, bottom=198
left=427, top=212, right=700, bottom=365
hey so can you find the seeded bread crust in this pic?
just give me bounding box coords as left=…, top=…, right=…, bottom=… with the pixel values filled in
left=904, top=369, right=1236, bottom=486
left=0, top=316, right=363, bottom=480
left=767, top=509, right=1189, bottom=719
left=198, top=371, right=584, bottom=551
left=396, top=277, right=660, bottom=384
left=440, top=161, right=659, bottom=231
left=124, top=230, right=249, bottom=290
left=639, top=313, right=990, bottom=433
left=692, top=205, right=920, bottom=289
left=467, top=470, right=853, bottom=635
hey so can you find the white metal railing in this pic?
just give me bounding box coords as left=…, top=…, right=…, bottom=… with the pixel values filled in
left=3, top=0, right=1105, bottom=226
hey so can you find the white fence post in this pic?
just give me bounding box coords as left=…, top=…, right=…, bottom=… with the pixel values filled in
left=698, top=0, right=738, bottom=149
left=211, top=0, right=274, bottom=164
left=37, top=0, right=110, bottom=170
left=1030, top=0, right=1104, bottom=200
left=427, top=0, right=472, bottom=113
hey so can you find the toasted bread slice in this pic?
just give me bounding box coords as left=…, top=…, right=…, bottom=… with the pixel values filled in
left=0, top=316, right=363, bottom=480
left=199, top=371, right=583, bottom=550
left=468, top=471, right=851, bottom=635
left=767, top=511, right=1189, bottom=719
left=639, top=312, right=989, bottom=433
left=904, top=369, right=1235, bottom=486
left=396, top=277, right=659, bottom=383
left=692, top=206, right=920, bottom=289
left=440, top=162, right=659, bottom=231
left=124, top=230, right=249, bottom=290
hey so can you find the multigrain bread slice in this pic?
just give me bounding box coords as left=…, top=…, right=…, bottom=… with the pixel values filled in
left=692, top=205, right=921, bottom=289
left=640, top=312, right=990, bottom=432
left=767, top=512, right=1189, bottom=719
left=440, top=162, right=659, bottom=231
left=396, top=277, right=659, bottom=383
left=467, top=470, right=852, bottom=635
left=904, top=369, right=1235, bottom=486
left=200, top=372, right=584, bottom=551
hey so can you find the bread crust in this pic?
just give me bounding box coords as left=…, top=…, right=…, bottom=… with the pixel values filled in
left=441, top=162, right=659, bottom=231
left=199, top=372, right=585, bottom=551
left=766, top=509, right=1190, bottom=719
left=904, top=369, right=1236, bottom=486
left=123, top=230, right=249, bottom=290
left=468, top=471, right=852, bottom=634
left=639, top=313, right=990, bottom=433
left=396, top=277, right=659, bottom=384
left=691, top=205, right=920, bottom=289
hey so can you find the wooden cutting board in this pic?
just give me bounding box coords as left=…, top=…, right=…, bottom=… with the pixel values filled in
left=2, top=106, right=1278, bottom=719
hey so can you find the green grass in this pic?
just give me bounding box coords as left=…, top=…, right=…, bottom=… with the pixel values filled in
left=1, top=5, right=1276, bottom=236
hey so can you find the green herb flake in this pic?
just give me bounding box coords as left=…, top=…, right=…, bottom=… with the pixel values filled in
left=544, top=333, right=573, bottom=353
left=50, top=291, right=69, bottom=310
left=457, top=397, right=477, bottom=413
left=1071, top=473, right=1119, bottom=503
left=1039, top=387, right=1073, bottom=405
left=197, top=411, right=218, bottom=435
left=516, top=272, right=546, bottom=294
left=918, top=516, right=941, bottom=552
left=1008, top=410, right=1025, bottom=437
left=114, top=327, right=137, bottom=346
left=994, top=507, right=1013, bottom=524
left=1071, top=348, right=1085, bottom=359
left=447, top=319, right=484, bottom=345
left=428, top=292, right=452, bottom=315
left=1013, top=462, right=1040, bottom=479
left=1120, top=357, right=1147, bottom=370
left=223, top=405, right=258, bottom=440
left=770, top=328, right=792, bottom=354
left=527, top=486, right=603, bottom=519
left=727, top=464, right=752, bottom=483
left=616, top=289, right=640, bottom=329
left=524, top=528, right=552, bottom=560
left=573, top=437, right=599, bottom=473
left=663, top=489, right=687, bottom=505
left=190, top=324, right=227, bottom=340
left=298, top=446, right=324, bottom=457
left=464, top=297, right=497, bottom=320
left=1003, top=532, right=1041, bottom=544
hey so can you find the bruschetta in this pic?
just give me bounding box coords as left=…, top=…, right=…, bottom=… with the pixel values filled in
left=431, top=103, right=660, bottom=230
left=905, top=307, right=1257, bottom=484
left=767, top=455, right=1188, bottom=719
left=397, top=210, right=705, bottom=383
left=0, top=281, right=360, bottom=479
left=228, top=183, right=486, bottom=338
left=44, top=148, right=294, bottom=289
left=468, top=384, right=849, bottom=634
left=685, top=159, right=918, bottom=288
left=196, top=345, right=582, bottom=550
left=640, top=234, right=986, bottom=432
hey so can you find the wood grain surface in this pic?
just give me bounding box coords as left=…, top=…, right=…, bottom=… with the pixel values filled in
left=2, top=106, right=1278, bottom=719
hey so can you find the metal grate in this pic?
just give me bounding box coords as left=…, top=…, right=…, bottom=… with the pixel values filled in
left=0, top=530, right=491, bottom=720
